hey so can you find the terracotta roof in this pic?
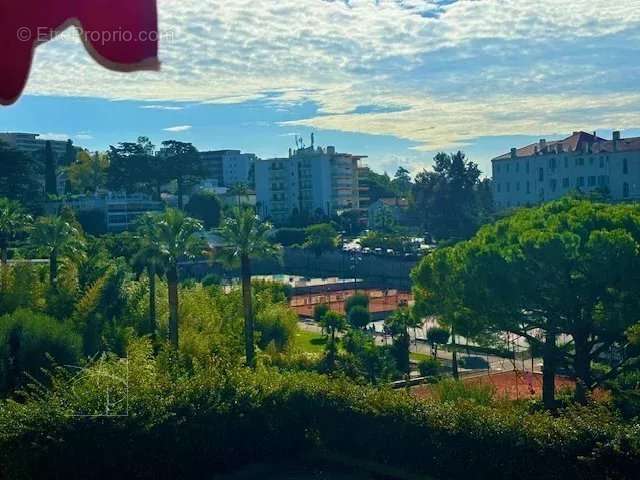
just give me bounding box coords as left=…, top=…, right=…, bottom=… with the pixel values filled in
left=493, top=131, right=640, bottom=161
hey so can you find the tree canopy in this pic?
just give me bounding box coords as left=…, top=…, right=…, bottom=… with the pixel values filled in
left=413, top=151, right=492, bottom=241
left=413, top=197, right=640, bottom=405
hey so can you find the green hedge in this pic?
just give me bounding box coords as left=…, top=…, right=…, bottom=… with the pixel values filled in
left=1, top=341, right=638, bottom=479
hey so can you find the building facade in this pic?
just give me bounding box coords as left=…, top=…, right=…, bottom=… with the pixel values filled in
left=255, top=144, right=366, bottom=223
left=367, top=197, right=409, bottom=229
left=0, top=132, right=73, bottom=159
left=492, top=131, right=640, bottom=210
left=199, top=149, right=257, bottom=188
left=49, top=192, right=164, bottom=232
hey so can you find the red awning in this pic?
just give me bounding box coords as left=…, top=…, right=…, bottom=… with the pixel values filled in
left=0, top=0, right=159, bottom=105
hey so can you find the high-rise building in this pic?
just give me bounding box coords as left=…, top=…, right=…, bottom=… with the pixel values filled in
left=255, top=142, right=366, bottom=223
left=199, top=149, right=257, bottom=188
left=492, top=131, right=640, bottom=210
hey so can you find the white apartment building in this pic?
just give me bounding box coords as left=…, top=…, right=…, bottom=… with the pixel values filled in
left=492, top=131, right=640, bottom=210
left=0, top=132, right=72, bottom=158
left=255, top=143, right=366, bottom=222
left=199, top=149, right=257, bottom=188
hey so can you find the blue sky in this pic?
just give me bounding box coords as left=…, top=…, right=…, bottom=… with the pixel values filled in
left=2, top=0, right=640, bottom=176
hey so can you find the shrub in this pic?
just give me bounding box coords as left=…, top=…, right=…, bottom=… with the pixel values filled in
left=201, top=273, right=221, bottom=287
left=0, top=344, right=639, bottom=480
left=76, top=209, right=107, bottom=236
left=313, top=303, right=329, bottom=322
left=344, top=293, right=369, bottom=314
left=255, top=304, right=298, bottom=352
left=185, top=192, right=222, bottom=229
left=418, top=357, right=441, bottom=378
left=273, top=228, right=307, bottom=246
left=347, top=305, right=370, bottom=329
left=0, top=309, right=81, bottom=395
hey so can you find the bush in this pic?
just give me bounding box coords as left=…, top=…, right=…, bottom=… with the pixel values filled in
left=0, top=309, right=81, bottom=395
left=76, top=209, right=107, bottom=236
left=255, top=304, right=298, bottom=352
left=418, top=357, right=441, bottom=378
left=347, top=305, right=370, bottom=329
left=344, top=293, right=369, bottom=314
left=201, top=273, right=221, bottom=287
left=313, top=303, right=329, bottom=322
left=273, top=228, right=306, bottom=246
left=0, top=343, right=639, bottom=480
left=185, top=192, right=222, bottom=229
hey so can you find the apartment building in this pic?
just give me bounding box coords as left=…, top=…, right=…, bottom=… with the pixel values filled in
left=50, top=192, right=164, bottom=232
left=199, top=149, right=257, bottom=188
left=0, top=132, right=74, bottom=159
left=492, top=131, right=640, bottom=210
left=255, top=143, right=366, bottom=223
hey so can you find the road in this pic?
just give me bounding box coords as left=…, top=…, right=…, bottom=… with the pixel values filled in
left=298, top=320, right=542, bottom=375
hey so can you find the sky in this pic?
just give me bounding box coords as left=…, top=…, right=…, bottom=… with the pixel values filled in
left=2, top=0, right=640, bottom=176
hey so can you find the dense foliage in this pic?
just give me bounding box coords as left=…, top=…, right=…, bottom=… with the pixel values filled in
left=414, top=197, right=640, bottom=406
left=0, top=342, right=638, bottom=480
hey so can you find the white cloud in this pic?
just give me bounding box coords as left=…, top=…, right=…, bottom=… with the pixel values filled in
left=20, top=0, right=640, bottom=150
left=140, top=104, right=185, bottom=110
left=163, top=125, right=192, bottom=132
left=39, top=132, right=69, bottom=141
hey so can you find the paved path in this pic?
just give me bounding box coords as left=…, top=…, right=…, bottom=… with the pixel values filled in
left=298, top=320, right=542, bottom=374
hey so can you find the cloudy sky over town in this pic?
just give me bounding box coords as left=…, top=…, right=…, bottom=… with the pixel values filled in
left=2, top=0, right=640, bottom=174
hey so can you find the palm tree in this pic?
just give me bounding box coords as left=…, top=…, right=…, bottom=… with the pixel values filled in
left=0, top=198, right=31, bottom=289
left=228, top=183, right=251, bottom=208
left=217, top=206, right=281, bottom=367
left=385, top=308, right=422, bottom=377
left=320, top=310, right=346, bottom=370
left=31, top=215, right=84, bottom=286
left=132, top=214, right=166, bottom=338
left=152, top=209, right=204, bottom=348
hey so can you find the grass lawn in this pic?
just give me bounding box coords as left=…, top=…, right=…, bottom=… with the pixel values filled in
left=294, top=330, right=327, bottom=354
left=410, top=352, right=430, bottom=362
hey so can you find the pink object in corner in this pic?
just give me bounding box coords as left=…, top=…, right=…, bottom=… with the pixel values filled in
left=0, top=0, right=159, bottom=105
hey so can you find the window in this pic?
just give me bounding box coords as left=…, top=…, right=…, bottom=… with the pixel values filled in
left=623, top=182, right=630, bottom=198
left=516, top=182, right=520, bottom=192
left=589, top=157, right=594, bottom=166
left=588, top=176, right=596, bottom=187
left=575, top=157, right=584, bottom=166
left=538, top=167, right=544, bottom=182
left=549, top=158, right=556, bottom=170
left=597, top=175, right=609, bottom=187
left=576, top=176, right=585, bottom=188
left=526, top=161, right=530, bottom=174
left=526, top=181, right=530, bottom=194
left=562, top=177, right=570, bottom=188
left=550, top=179, right=557, bottom=192
left=497, top=183, right=501, bottom=193
left=623, top=158, right=629, bottom=174
left=564, top=157, right=568, bottom=168
left=599, top=157, right=604, bottom=168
